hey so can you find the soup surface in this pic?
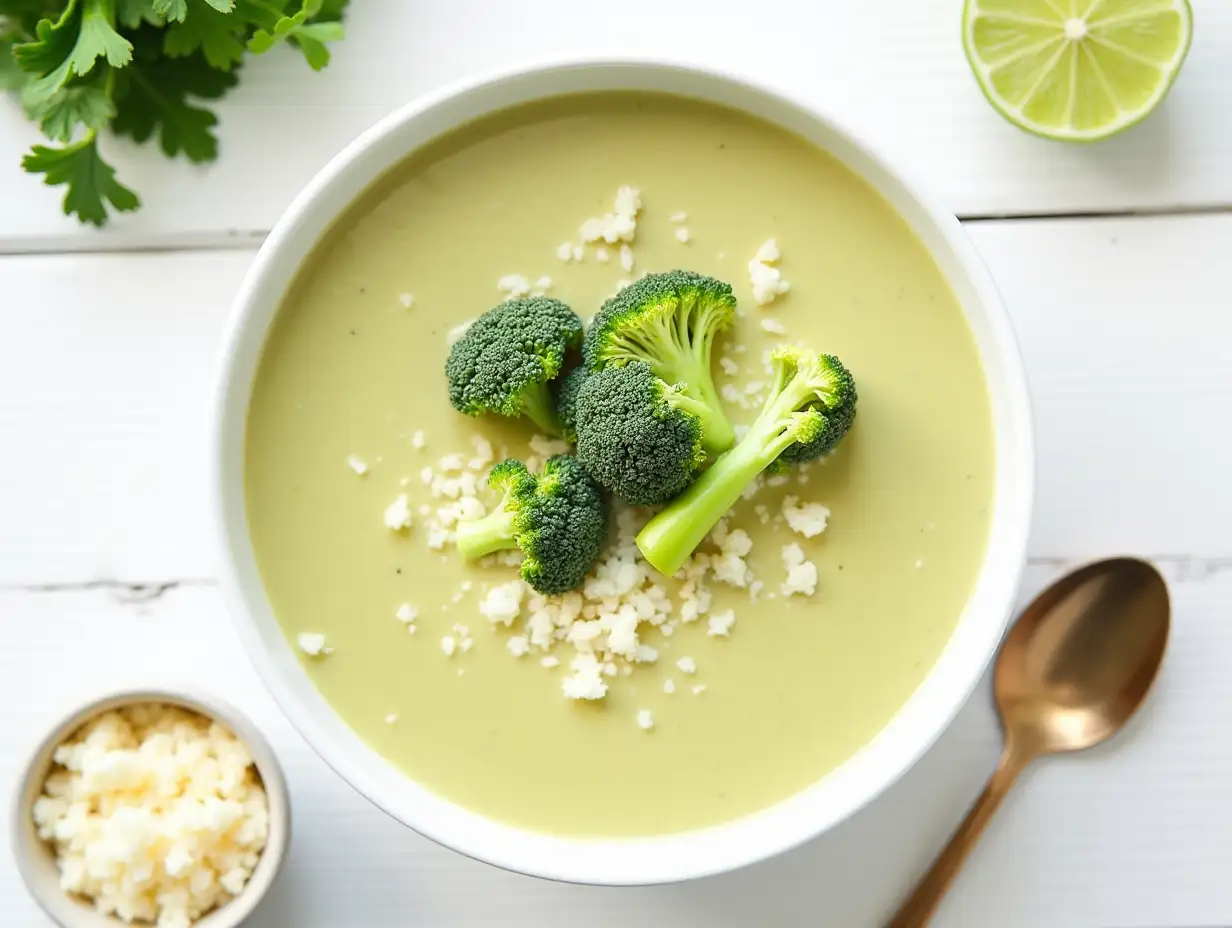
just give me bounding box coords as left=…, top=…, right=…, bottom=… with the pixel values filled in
left=245, top=93, right=994, bottom=836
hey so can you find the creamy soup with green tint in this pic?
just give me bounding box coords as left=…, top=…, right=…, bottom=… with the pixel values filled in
left=245, top=93, right=994, bottom=837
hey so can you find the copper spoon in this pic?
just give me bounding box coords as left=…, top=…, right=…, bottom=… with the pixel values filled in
left=888, top=557, right=1170, bottom=928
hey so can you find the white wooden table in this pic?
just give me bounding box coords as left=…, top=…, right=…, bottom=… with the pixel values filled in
left=3, top=3, right=1231, bottom=925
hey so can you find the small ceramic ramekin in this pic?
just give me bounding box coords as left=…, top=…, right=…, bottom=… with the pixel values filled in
left=12, top=688, right=290, bottom=928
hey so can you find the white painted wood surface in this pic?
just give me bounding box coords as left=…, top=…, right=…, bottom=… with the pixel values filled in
left=2, top=0, right=1232, bottom=251
left=3, top=2, right=1232, bottom=925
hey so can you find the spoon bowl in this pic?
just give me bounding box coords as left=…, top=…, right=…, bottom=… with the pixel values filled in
left=889, top=557, right=1170, bottom=927
left=996, top=557, right=1171, bottom=756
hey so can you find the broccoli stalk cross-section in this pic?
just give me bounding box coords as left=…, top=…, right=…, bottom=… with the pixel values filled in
left=636, top=347, right=857, bottom=576
left=446, top=297, right=583, bottom=437
left=455, top=455, right=608, bottom=595
left=583, top=270, right=737, bottom=455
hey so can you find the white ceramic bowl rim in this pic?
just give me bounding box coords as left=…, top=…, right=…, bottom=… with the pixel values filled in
left=211, top=57, right=1034, bottom=886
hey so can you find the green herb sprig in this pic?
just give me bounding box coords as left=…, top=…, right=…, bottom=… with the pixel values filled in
left=0, top=0, right=348, bottom=225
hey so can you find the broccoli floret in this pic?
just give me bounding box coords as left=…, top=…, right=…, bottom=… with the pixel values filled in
left=573, top=361, right=707, bottom=505
left=637, top=348, right=857, bottom=575
left=554, top=365, right=589, bottom=443
left=583, top=270, right=737, bottom=454
left=446, top=297, right=583, bottom=437
left=455, top=455, right=608, bottom=594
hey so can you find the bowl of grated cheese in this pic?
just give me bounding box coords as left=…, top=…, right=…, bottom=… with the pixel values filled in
left=11, top=689, right=290, bottom=928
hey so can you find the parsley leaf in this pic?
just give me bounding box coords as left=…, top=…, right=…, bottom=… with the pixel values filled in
left=32, top=75, right=116, bottom=140
left=151, top=0, right=186, bottom=20
left=112, top=42, right=237, bottom=160
left=22, top=134, right=140, bottom=225
left=244, top=0, right=342, bottom=71
left=162, top=0, right=244, bottom=69
left=0, top=34, right=27, bottom=90
left=15, top=0, right=132, bottom=105
left=118, top=0, right=162, bottom=28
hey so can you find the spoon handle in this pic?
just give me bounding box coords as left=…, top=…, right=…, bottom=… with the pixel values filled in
left=886, top=741, right=1033, bottom=928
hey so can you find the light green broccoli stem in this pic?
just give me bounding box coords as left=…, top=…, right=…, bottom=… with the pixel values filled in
left=520, top=382, right=564, bottom=438
left=455, top=506, right=519, bottom=561
left=635, top=383, right=807, bottom=577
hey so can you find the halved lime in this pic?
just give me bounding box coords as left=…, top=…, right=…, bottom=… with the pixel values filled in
left=963, top=0, right=1193, bottom=141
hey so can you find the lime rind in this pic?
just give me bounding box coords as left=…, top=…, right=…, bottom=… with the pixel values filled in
left=962, top=0, right=1193, bottom=142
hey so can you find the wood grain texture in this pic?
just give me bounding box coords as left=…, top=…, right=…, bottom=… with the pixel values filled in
left=1, top=215, right=1228, bottom=585
left=0, top=0, right=1231, bottom=250
left=2, top=563, right=1229, bottom=927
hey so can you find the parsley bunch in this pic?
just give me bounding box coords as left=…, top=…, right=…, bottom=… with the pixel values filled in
left=0, top=0, right=348, bottom=225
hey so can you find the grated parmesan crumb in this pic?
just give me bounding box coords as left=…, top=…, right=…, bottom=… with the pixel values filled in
left=748, top=238, right=791, bottom=306
left=383, top=494, right=413, bottom=531
left=781, top=543, right=818, bottom=597
left=297, top=632, right=330, bottom=657
left=782, top=496, right=830, bottom=538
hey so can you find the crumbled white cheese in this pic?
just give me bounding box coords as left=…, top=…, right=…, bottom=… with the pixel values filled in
left=781, top=543, right=818, bottom=596
left=468, top=435, right=494, bottom=470
left=595, top=246, right=611, bottom=263
left=507, top=635, right=530, bottom=657
left=398, top=293, right=414, bottom=309
left=345, top=455, right=369, bottom=476
left=663, top=679, right=677, bottom=694
left=540, top=655, right=560, bottom=669
left=535, top=275, right=553, bottom=292
left=561, top=654, right=609, bottom=700
left=410, top=430, right=426, bottom=450
left=619, top=243, right=635, bottom=272
left=782, top=496, right=830, bottom=538
left=579, top=185, right=642, bottom=244
left=32, top=704, right=269, bottom=927
left=297, top=632, right=330, bottom=656
left=395, top=603, right=418, bottom=624
left=691, top=684, right=708, bottom=695
left=675, top=227, right=691, bottom=244
left=440, top=635, right=457, bottom=657
left=384, top=713, right=399, bottom=724
left=479, top=581, right=524, bottom=627
left=707, top=610, right=736, bottom=637
left=748, top=238, right=791, bottom=306
left=383, top=494, right=413, bottom=531
left=446, top=319, right=474, bottom=346
left=719, top=357, right=740, bottom=377
left=669, top=210, right=688, bottom=223
left=556, top=241, right=575, bottom=262
left=636, top=709, right=655, bottom=731
left=915, top=558, right=925, bottom=569
left=497, top=274, right=532, bottom=299
left=760, top=318, right=787, bottom=335
left=528, top=434, right=571, bottom=461
left=676, top=656, right=697, bottom=675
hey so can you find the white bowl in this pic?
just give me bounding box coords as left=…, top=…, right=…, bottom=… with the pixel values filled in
left=11, top=688, right=291, bottom=927
left=211, top=59, right=1034, bottom=886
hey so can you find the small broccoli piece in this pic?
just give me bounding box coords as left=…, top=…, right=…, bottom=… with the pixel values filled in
left=574, top=361, right=707, bottom=505
left=637, top=348, right=857, bottom=575
left=446, top=297, right=583, bottom=437
left=455, top=455, right=608, bottom=594
left=583, top=270, right=737, bottom=454
left=554, top=365, right=589, bottom=443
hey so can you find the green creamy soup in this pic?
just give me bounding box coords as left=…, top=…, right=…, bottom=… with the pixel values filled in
left=245, top=93, right=994, bottom=837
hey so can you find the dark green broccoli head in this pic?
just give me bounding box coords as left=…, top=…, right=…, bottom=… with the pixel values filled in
left=581, top=270, right=738, bottom=454
left=445, top=297, right=583, bottom=437
left=454, top=455, right=607, bottom=595
left=554, top=365, right=589, bottom=444
left=573, top=361, right=707, bottom=505
left=770, top=348, right=858, bottom=466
